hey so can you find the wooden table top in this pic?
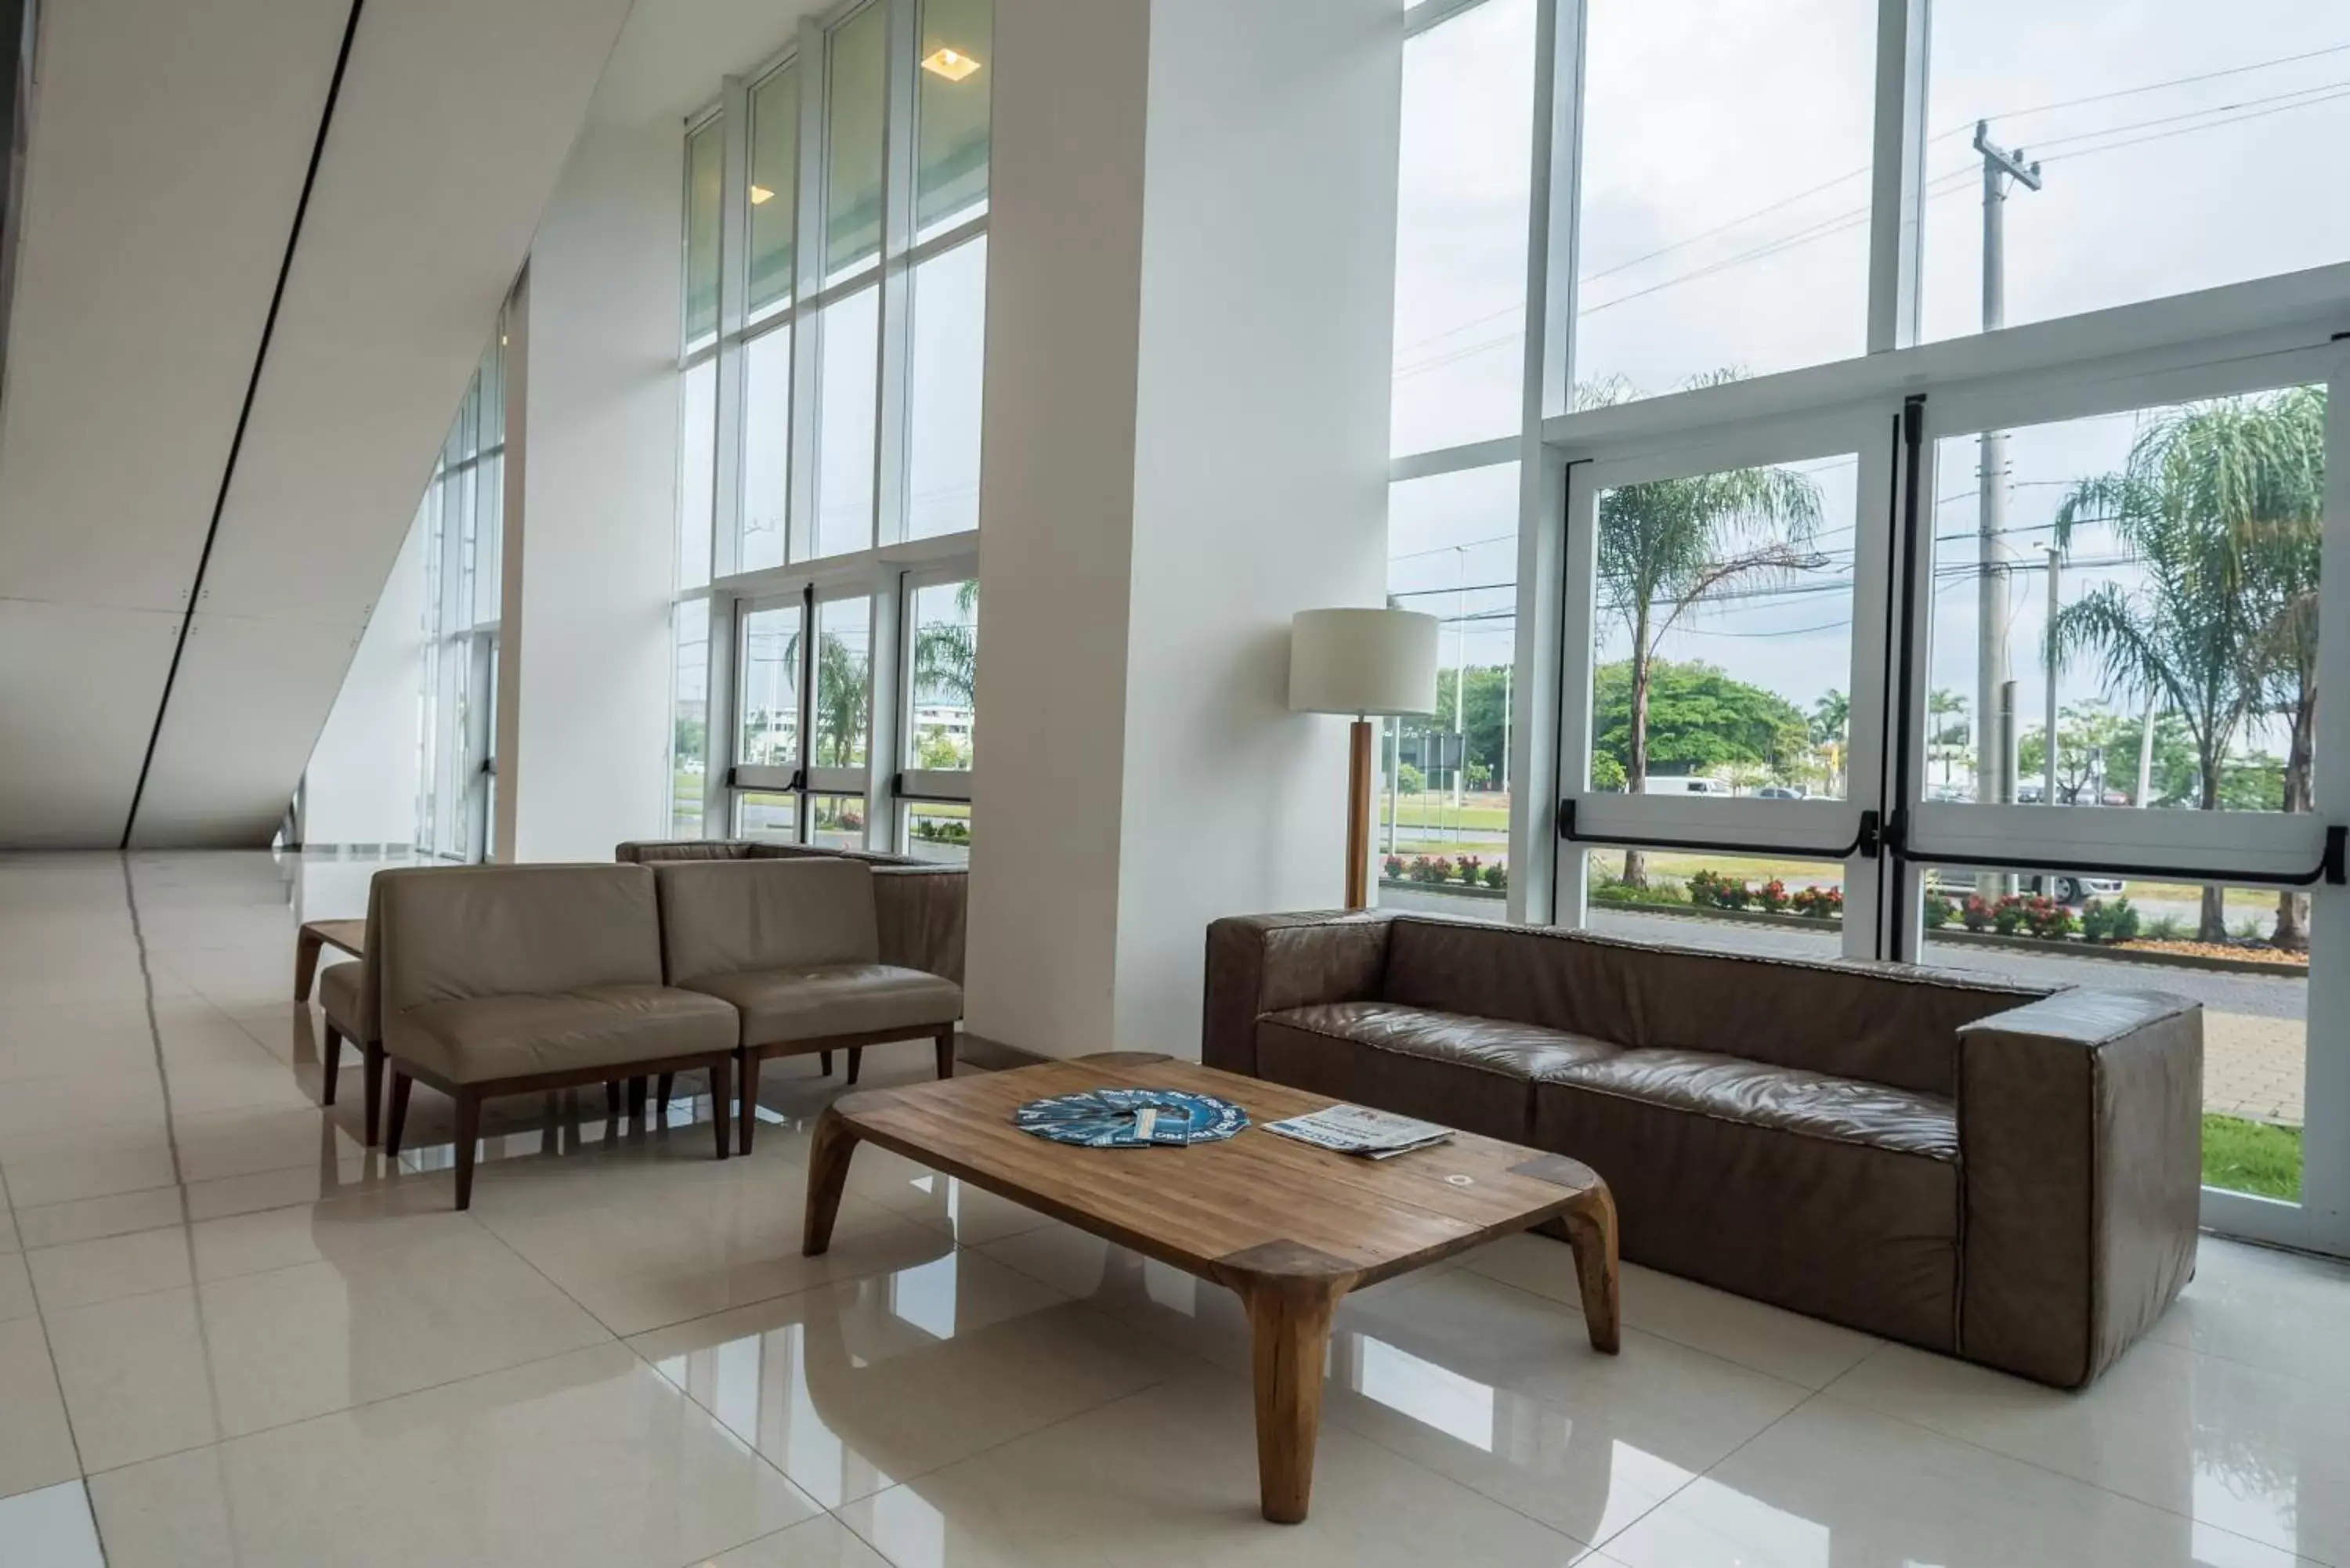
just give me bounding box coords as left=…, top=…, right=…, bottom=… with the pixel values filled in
left=826, top=1053, right=1600, bottom=1291
left=302, top=919, right=366, bottom=954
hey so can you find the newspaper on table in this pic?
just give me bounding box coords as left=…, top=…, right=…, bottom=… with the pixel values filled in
left=1262, top=1103, right=1455, bottom=1160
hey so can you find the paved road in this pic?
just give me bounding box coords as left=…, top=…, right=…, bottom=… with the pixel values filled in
left=1377, top=885, right=2305, bottom=1021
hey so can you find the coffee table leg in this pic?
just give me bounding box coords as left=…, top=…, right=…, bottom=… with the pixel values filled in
left=801, top=1108, right=860, bottom=1257
left=1559, top=1183, right=1621, bottom=1355
left=1243, top=1277, right=1340, bottom=1524
left=293, top=928, right=324, bottom=1002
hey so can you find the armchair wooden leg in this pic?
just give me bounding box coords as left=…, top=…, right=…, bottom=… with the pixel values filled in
left=709, top=1056, right=732, bottom=1161
left=452, top=1091, right=481, bottom=1210
left=934, top=1024, right=956, bottom=1079
left=320, top=1025, right=343, bottom=1106
left=383, top=1071, right=414, bottom=1157
left=656, top=1072, right=674, bottom=1111
left=605, top=1080, right=622, bottom=1122
left=294, top=928, right=324, bottom=1001
left=820, top=1050, right=833, bottom=1077
left=737, top=1050, right=762, bottom=1154
left=363, top=1042, right=385, bottom=1146
left=627, top=1077, right=647, bottom=1118
left=846, top=1047, right=862, bottom=1086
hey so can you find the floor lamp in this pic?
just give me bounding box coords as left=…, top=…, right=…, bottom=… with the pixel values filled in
left=1290, top=609, right=1441, bottom=911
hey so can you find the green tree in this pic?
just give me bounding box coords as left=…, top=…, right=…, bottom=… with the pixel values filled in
left=2016, top=701, right=2129, bottom=804
left=1590, top=659, right=1811, bottom=783
left=1430, top=666, right=1513, bottom=789
left=813, top=631, right=870, bottom=768
left=913, top=580, right=979, bottom=708
left=2052, top=396, right=2307, bottom=939
left=1926, top=688, right=1969, bottom=789
left=1810, top=689, right=1849, bottom=794
left=1586, top=374, right=1823, bottom=883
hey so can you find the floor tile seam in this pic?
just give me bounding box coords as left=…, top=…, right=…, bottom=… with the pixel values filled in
left=28, top=1206, right=507, bottom=1315
left=1454, top=1259, right=1850, bottom=1396
left=1580, top=1384, right=1833, bottom=1554
left=1794, top=1381, right=2335, bottom=1566
left=70, top=1330, right=629, bottom=1486
left=1321, top=1394, right=1611, bottom=1555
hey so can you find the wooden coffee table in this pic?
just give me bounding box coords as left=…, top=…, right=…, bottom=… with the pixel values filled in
left=801, top=1051, right=1618, bottom=1523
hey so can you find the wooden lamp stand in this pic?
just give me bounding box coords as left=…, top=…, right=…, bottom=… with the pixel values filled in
left=1344, top=717, right=1373, bottom=910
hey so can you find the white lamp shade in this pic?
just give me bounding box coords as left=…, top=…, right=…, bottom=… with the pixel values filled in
left=1289, top=608, right=1441, bottom=717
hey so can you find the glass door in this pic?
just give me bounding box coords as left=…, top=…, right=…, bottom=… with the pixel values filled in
left=732, top=592, right=807, bottom=838
left=1887, top=345, right=2348, bottom=1250
left=1553, top=414, right=1896, bottom=962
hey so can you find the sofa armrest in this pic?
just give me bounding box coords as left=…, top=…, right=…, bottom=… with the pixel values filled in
left=873, top=867, right=968, bottom=987
left=1202, top=912, right=1394, bottom=1076
left=1957, top=988, right=2202, bottom=1387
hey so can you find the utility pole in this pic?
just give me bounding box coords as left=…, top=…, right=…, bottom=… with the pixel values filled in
left=2043, top=544, right=2061, bottom=806
left=1973, top=120, right=2041, bottom=896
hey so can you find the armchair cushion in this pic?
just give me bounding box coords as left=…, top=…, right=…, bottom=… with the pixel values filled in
left=319, top=960, right=374, bottom=1043
left=653, top=858, right=880, bottom=985
left=681, top=963, right=962, bottom=1046
left=392, top=984, right=738, bottom=1085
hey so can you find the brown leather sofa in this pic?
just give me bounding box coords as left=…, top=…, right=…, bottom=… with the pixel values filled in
left=616, top=840, right=967, bottom=988
left=1203, top=910, right=2204, bottom=1389
left=374, top=864, right=740, bottom=1208
left=652, top=857, right=964, bottom=1151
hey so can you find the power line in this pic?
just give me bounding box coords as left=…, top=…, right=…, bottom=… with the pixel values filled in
left=1945, top=42, right=2350, bottom=134
left=2041, top=85, right=2350, bottom=164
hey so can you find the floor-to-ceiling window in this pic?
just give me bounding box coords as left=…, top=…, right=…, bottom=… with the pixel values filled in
left=669, top=0, right=989, bottom=857
left=1409, top=0, right=2350, bottom=1252
left=415, top=319, right=508, bottom=863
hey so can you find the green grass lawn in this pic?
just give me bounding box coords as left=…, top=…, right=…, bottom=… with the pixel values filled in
left=2204, top=1114, right=2302, bottom=1201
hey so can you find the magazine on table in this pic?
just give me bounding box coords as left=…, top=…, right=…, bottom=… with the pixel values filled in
left=1263, top=1103, right=1455, bottom=1159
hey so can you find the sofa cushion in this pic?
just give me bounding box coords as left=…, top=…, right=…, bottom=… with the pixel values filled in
left=1383, top=918, right=2041, bottom=1095
left=1535, top=1058, right=1961, bottom=1349
left=319, top=960, right=374, bottom=1043
left=1256, top=1001, right=1620, bottom=1144
left=1543, top=1046, right=1958, bottom=1159
left=376, top=865, right=667, bottom=1013
left=653, top=858, right=880, bottom=985
left=682, top=963, right=962, bottom=1046
left=395, top=985, right=738, bottom=1084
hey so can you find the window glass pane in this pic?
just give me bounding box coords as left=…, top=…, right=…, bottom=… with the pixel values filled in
left=472, top=449, right=501, bottom=627
left=1582, top=847, right=1846, bottom=961
left=742, top=326, right=791, bottom=572
left=1925, top=389, right=2322, bottom=827
left=909, top=579, right=978, bottom=769
left=1917, top=873, right=2306, bottom=1202
left=738, top=792, right=799, bottom=840
left=1922, top=2, right=2350, bottom=343
left=678, top=357, right=716, bottom=591
left=671, top=600, right=709, bottom=837
left=1590, top=453, right=1857, bottom=805
left=810, top=793, right=868, bottom=850
left=1390, top=0, right=1535, bottom=457
left=815, top=596, right=872, bottom=768
left=815, top=287, right=880, bottom=557
left=749, top=66, right=798, bottom=323
left=916, top=0, right=991, bottom=238
left=1574, top=0, right=1875, bottom=400
left=824, top=4, right=888, bottom=284
left=739, top=603, right=804, bottom=769
left=685, top=117, right=724, bottom=352
left=907, top=236, right=986, bottom=539
left=906, top=804, right=971, bottom=864
left=1385, top=464, right=1520, bottom=918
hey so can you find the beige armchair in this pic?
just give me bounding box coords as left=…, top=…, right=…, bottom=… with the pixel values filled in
left=653, top=858, right=963, bottom=1154
left=374, top=864, right=740, bottom=1208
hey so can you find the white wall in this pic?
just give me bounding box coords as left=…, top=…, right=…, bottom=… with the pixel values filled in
left=302, top=507, right=425, bottom=846
left=967, top=0, right=1401, bottom=1060
left=504, top=116, right=680, bottom=863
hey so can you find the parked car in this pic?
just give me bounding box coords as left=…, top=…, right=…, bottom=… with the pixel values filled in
left=1638, top=775, right=1730, bottom=797
left=1924, top=867, right=2126, bottom=906
left=1755, top=786, right=1806, bottom=800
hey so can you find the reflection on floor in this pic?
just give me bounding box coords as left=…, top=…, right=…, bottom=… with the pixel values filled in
left=0, top=849, right=2345, bottom=1565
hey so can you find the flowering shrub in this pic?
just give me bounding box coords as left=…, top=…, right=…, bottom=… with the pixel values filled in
left=2080, top=898, right=2141, bottom=944
left=1755, top=878, right=1792, bottom=914
left=1962, top=896, right=1996, bottom=933
left=1484, top=862, right=1508, bottom=890
left=1384, top=854, right=1405, bottom=881
left=1922, top=894, right=1955, bottom=929
left=1456, top=855, right=1483, bottom=885
left=1686, top=869, right=1721, bottom=904
left=1789, top=884, right=1844, bottom=919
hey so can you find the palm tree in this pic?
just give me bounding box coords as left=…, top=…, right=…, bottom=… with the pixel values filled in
left=1810, top=689, right=1849, bottom=794
left=1928, top=689, right=1969, bottom=789
left=913, top=580, right=980, bottom=709
left=1588, top=375, right=1824, bottom=885
left=2229, top=388, right=2326, bottom=948
left=2050, top=396, right=2312, bottom=941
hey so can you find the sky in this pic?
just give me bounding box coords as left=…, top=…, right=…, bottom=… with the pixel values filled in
left=1388, top=0, right=2350, bottom=768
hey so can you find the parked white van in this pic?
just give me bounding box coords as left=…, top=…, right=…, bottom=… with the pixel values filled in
left=1638, top=775, right=1730, bottom=797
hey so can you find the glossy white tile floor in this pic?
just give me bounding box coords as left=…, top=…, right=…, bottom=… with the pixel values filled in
left=1, top=849, right=2345, bottom=1566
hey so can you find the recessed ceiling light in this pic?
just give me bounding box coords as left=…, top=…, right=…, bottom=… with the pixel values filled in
left=749, top=183, right=776, bottom=205
left=920, top=46, right=980, bottom=81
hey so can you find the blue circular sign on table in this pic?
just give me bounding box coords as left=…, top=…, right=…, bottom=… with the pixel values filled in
left=1014, top=1088, right=1249, bottom=1148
